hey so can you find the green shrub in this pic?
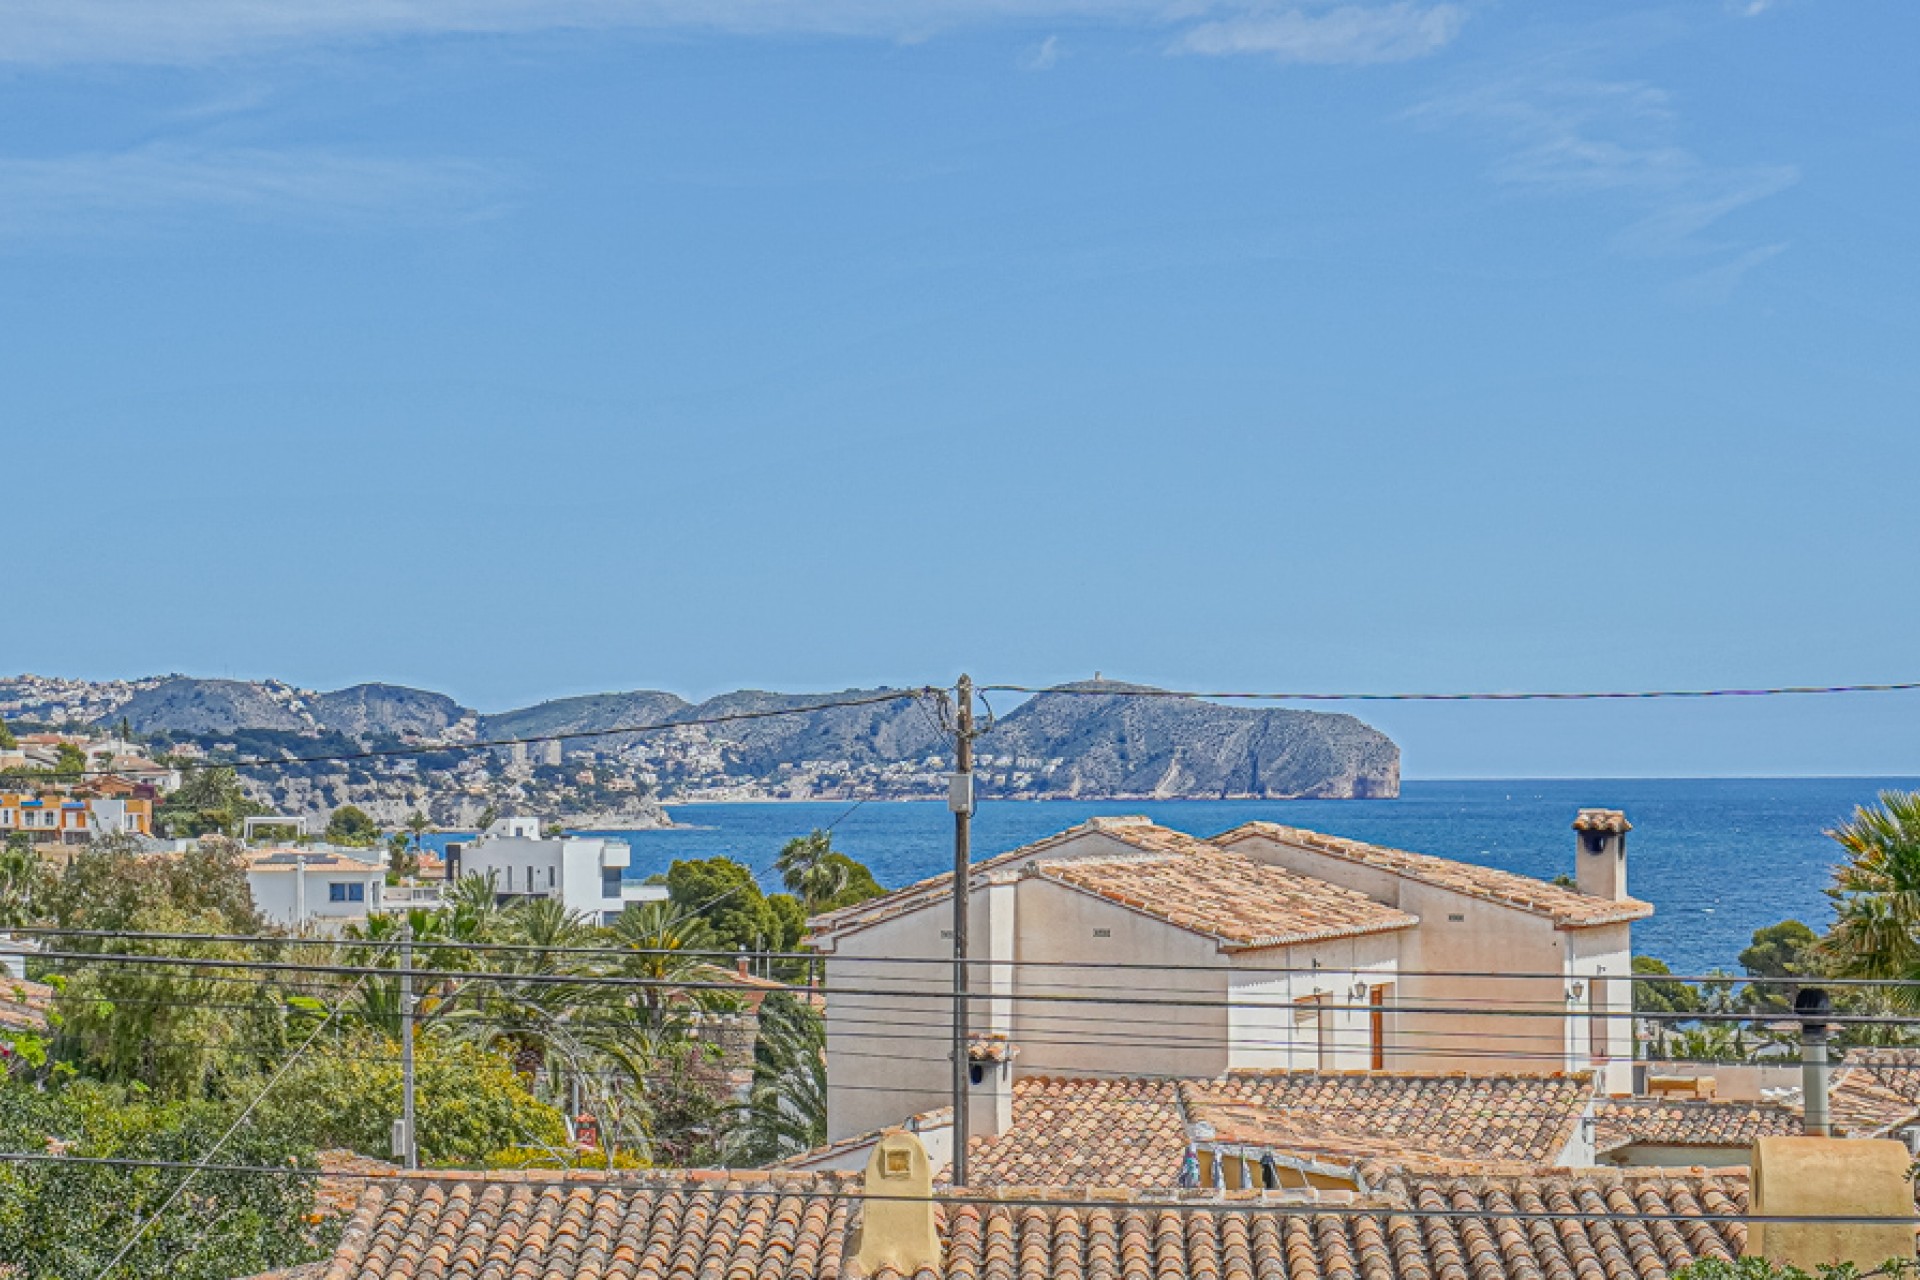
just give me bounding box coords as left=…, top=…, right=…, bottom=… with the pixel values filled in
left=258, top=1032, right=566, bottom=1166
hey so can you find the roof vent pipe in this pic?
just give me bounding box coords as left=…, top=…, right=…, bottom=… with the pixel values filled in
left=1795, top=987, right=1833, bottom=1137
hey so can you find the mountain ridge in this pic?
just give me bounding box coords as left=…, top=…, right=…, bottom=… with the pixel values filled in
left=0, top=672, right=1400, bottom=805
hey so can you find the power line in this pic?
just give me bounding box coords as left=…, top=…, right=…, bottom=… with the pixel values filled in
left=1, top=687, right=939, bottom=781
left=12, top=926, right=1912, bottom=990
left=982, top=680, right=1920, bottom=703
left=0, top=1151, right=1872, bottom=1226
left=85, top=974, right=365, bottom=1280
left=25, top=946, right=1920, bottom=1027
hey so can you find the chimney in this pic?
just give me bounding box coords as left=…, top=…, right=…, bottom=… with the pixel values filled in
left=1572, top=809, right=1630, bottom=901
left=854, top=1130, right=941, bottom=1274
left=1748, top=1135, right=1916, bottom=1268
left=1796, top=987, right=1834, bottom=1137
left=965, top=1035, right=1016, bottom=1141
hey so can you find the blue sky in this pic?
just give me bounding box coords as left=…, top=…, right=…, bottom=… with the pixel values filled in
left=4, top=0, right=1916, bottom=778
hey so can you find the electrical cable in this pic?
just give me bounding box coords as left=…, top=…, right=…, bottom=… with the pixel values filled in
left=24, top=947, right=1918, bottom=1025
left=11, top=926, right=1910, bottom=990
left=83, top=973, right=367, bottom=1280
left=980, top=681, right=1920, bottom=703
left=0, top=1150, right=1881, bottom=1225
left=0, top=687, right=938, bottom=781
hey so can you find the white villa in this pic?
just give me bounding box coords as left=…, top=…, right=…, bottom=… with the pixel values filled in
left=244, top=847, right=389, bottom=932
left=448, top=816, right=665, bottom=925
left=806, top=810, right=1648, bottom=1142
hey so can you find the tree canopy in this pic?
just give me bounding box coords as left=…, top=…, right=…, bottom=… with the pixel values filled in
left=325, top=804, right=381, bottom=846
left=155, top=765, right=270, bottom=838
left=261, top=1032, right=567, bottom=1166
left=665, top=856, right=785, bottom=953
left=1819, top=789, right=1920, bottom=1005
left=0, top=1078, right=328, bottom=1279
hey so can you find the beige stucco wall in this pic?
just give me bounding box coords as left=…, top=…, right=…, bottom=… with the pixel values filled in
left=1222, top=830, right=1633, bottom=1090
left=822, top=903, right=961, bottom=1141
left=1007, top=877, right=1231, bottom=1080
left=1226, top=933, right=1400, bottom=1072
left=1603, top=1143, right=1750, bottom=1168
left=822, top=824, right=1637, bottom=1142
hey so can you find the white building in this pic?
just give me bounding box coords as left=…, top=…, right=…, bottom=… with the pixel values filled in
left=806, top=811, right=1648, bottom=1142
left=245, top=848, right=388, bottom=932
left=449, top=816, right=665, bottom=925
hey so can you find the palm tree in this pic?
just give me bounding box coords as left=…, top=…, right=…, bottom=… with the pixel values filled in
left=610, top=901, right=740, bottom=1007
left=774, top=830, right=849, bottom=914
left=1819, top=790, right=1920, bottom=1010
left=0, top=835, right=43, bottom=930
left=728, top=990, right=827, bottom=1164
left=447, top=896, right=607, bottom=1084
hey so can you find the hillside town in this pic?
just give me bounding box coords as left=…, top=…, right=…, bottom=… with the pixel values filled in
left=0, top=674, right=1400, bottom=832
left=4, top=692, right=1920, bottom=1279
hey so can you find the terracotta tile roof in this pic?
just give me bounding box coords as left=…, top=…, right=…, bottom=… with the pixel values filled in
left=807, top=817, right=1212, bottom=943
left=962, top=1077, right=1189, bottom=1188
left=246, top=849, right=385, bottom=875
left=1213, top=822, right=1654, bottom=928
left=305, top=1170, right=868, bottom=1280
left=1592, top=1099, right=1801, bottom=1154
left=287, top=1164, right=1752, bottom=1280
left=316, top=1150, right=399, bottom=1220
left=1573, top=809, right=1633, bottom=835
left=1354, top=1166, right=1749, bottom=1276
left=807, top=817, right=1416, bottom=950
left=1186, top=1101, right=1466, bottom=1168
left=1031, top=848, right=1417, bottom=950
left=0, top=977, right=52, bottom=1036
left=951, top=1169, right=1750, bottom=1280
left=1831, top=1047, right=1920, bottom=1137
left=939, top=1071, right=1593, bottom=1190
left=967, top=1033, right=1019, bottom=1063
left=1197, top=1070, right=1593, bottom=1167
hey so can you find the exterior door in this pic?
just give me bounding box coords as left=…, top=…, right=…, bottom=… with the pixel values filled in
left=1369, top=985, right=1389, bottom=1070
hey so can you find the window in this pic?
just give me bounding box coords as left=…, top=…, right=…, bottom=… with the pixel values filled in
left=549, top=866, right=556, bottom=888
left=329, top=882, right=366, bottom=904
left=1295, top=995, right=1331, bottom=1069
left=1369, top=984, right=1391, bottom=1070
left=602, top=868, right=622, bottom=900
left=1588, top=977, right=1611, bottom=1062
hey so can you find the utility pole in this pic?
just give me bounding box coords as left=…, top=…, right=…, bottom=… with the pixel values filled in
left=399, top=919, right=418, bottom=1170
left=949, top=675, right=975, bottom=1187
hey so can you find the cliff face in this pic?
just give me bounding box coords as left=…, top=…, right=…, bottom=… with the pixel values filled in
left=477, top=691, right=693, bottom=745
left=0, top=674, right=1401, bottom=804
left=983, top=682, right=1399, bottom=799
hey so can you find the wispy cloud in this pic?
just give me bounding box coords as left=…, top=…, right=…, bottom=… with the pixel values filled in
left=0, top=144, right=506, bottom=239
left=1022, top=34, right=1062, bottom=70
left=0, top=0, right=1474, bottom=66
left=0, top=0, right=1117, bottom=63
left=1669, top=242, right=1787, bottom=305
left=1412, top=69, right=1795, bottom=280
left=1175, top=3, right=1467, bottom=65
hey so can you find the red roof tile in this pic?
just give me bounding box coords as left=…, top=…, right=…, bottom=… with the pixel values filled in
left=1592, top=1099, right=1801, bottom=1154
left=1213, top=822, right=1653, bottom=928
left=1831, top=1047, right=1920, bottom=1137
left=1032, top=847, right=1416, bottom=949
left=282, top=1165, right=1752, bottom=1280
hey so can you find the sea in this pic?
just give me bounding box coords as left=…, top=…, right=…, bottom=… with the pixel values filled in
left=432, top=778, right=1920, bottom=975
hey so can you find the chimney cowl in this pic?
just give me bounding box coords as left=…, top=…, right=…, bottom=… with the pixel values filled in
left=1794, top=987, right=1834, bottom=1026
left=1572, top=809, right=1632, bottom=834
